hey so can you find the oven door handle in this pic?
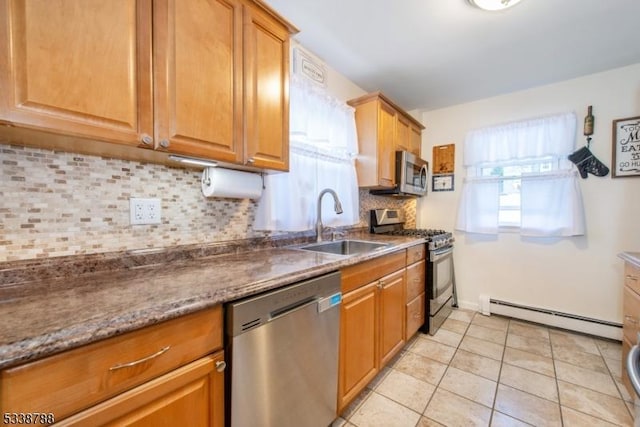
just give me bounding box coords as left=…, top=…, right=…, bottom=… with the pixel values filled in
left=627, top=343, right=640, bottom=397
left=430, top=246, right=453, bottom=262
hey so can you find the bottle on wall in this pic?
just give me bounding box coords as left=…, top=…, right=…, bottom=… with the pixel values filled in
left=584, top=105, right=594, bottom=136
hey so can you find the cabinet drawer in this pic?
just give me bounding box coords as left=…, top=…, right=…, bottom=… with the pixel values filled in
left=55, top=351, right=225, bottom=427
left=0, top=306, right=222, bottom=421
left=341, top=250, right=406, bottom=294
left=623, top=286, right=640, bottom=345
left=406, top=293, right=425, bottom=340
left=407, top=244, right=426, bottom=265
left=406, top=260, right=425, bottom=301
left=626, top=263, right=640, bottom=295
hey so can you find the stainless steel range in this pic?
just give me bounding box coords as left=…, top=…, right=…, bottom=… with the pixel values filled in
left=370, top=209, right=456, bottom=335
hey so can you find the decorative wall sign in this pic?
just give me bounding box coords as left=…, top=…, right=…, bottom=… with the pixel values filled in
left=293, top=47, right=327, bottom=88
left=432, top=144, right=455, bottom=191
left=432, top=174, right=454, bottom=192
left=612, top=116, right=640, bottom=178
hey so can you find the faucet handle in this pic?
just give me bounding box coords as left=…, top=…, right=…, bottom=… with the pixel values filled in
left=330, top=229, right=346, bottom=241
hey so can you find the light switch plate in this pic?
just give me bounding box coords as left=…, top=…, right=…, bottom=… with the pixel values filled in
left=130, top=198, right=161, bottom=225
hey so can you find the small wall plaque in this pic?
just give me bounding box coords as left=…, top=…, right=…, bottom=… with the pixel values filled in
left=612, top=115, right=640, bottom=178
left=432, top=174, right=454, bottom=192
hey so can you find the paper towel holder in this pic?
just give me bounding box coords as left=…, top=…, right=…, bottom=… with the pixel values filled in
left=169, top=155, right=218, bottom=168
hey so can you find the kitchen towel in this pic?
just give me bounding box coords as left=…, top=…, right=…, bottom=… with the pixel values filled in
left=201, top=167, right=262, bottom=199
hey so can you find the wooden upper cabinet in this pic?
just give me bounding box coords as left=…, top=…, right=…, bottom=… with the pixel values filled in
left=377, top=102, right=397, bottom=187
left=348, top=92, right=425, bottom=188
left=243, top=2, right=291, bottom=171
left=0, top=0, right=297, bottom=171
left=410, top=124, right=422, bottom=157
left=153, top=0, right=243, bottom=163
left=395, top=115, right=411, bottom=152
left=0, top=0, right=153, bottom=146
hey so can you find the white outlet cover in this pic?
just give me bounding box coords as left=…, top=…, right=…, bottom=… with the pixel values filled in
left=130, top=198, right=162, bottom=225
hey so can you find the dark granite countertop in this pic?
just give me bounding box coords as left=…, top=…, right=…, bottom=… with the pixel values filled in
left=0, top=234, right=424, bottom=370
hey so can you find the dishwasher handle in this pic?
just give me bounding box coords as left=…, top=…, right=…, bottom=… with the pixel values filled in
left=270, top=292, right=342, bottom=320
left=627, top=343, right=640, bottom=397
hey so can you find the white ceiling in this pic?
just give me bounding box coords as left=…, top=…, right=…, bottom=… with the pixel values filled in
left=264, top=0, right=640, bottom=111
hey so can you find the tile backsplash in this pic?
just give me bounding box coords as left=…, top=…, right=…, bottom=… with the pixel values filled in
left=1, top=143, right=415, bottom=262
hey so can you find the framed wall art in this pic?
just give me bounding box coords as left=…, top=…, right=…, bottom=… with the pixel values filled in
left=612, top=115, right=640, bottom=178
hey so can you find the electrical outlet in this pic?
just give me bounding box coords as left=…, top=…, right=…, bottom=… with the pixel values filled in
left=130, top=198, right=162, bottom=225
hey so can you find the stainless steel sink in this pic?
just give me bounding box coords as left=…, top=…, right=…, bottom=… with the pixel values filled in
left=297, top=239, right=390, bottom=255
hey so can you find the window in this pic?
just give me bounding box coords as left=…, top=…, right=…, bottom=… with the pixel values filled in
left=253, top=72, right=360, bottom=232
left=456, top=113, right=586, bottom=237
left=475, top=157, right=556, bottom=226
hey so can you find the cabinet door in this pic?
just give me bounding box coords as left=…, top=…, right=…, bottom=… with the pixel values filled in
left=395, top=115, right=411, bottom=152
left=377, top=102, right=396, bottom=187
left=378, top=269, right=406, bottom=366
left=243, top=3, right=290, bottom=171
left=0, top=0, right=153, bottom=146
left=56, top=352, right=225, bottom=427
left=338, top=282, right=378, bottom=413
left=410, top=125, right=422, bottom=157
left=153, top=0, right=243, bottom=162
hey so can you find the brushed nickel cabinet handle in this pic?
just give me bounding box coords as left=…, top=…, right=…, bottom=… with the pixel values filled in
left=625, top=315, right=638, bottom=325
left=159, top=139, right=170, bottom=149
left=140, top=134, right=153, bottom=145
left=215, top=360, right=227, bottom=372
left=628, top=275, right=638, bottom=282
left=109, top=346, right=171, bottom=371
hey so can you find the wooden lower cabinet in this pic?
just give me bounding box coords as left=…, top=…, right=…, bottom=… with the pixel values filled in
left=379, top=269, right=406, bottom=366
left=622, top=258, right=640, bottom=396
left=337, top=250, right=407, bottom=414
left=338, top=282, right=378, bottom=412
left=0, top=306, right=225, bottom=426
left=56, top=351, right=225, bottom=427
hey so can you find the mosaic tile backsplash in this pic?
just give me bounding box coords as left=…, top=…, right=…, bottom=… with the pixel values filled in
left=1, top=143, right=415, bottom=262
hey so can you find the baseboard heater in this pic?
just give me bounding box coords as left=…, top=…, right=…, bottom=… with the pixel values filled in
left=484, top=297, right=622, bottom=341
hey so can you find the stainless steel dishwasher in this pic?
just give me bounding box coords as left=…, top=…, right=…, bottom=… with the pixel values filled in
left=226, top=271, right=342, bottom=427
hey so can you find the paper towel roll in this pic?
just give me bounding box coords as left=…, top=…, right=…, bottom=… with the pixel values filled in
left=201, top=167, right=263, bottom=199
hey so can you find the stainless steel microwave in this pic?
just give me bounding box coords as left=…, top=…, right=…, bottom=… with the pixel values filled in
left=370, top=151, right=429, bottom=197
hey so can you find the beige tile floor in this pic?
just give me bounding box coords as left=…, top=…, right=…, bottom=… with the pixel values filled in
left=333, top=309, right=635, bottom=427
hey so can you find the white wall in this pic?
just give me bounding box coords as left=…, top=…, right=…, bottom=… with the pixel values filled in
left=417, top=63, right=640, bottom=325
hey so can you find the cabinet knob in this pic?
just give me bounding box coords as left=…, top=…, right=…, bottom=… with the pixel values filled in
left=140, top=134, right=153, bottom=145
left=246, top=157, right=255, bottom=164
left=215, top=360, right=227, bottom=372
left=159, top=139, right=170, bottom=149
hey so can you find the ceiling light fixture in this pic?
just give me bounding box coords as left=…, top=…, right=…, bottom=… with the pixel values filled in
left=468, top=0, right=522, bottom=11
left=168, top=155, right=218, bottom=168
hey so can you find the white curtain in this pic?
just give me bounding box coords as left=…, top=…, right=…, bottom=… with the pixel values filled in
left=463, top=113, right=576, bottom=167
left=456, top=177, right=500, bottom=234
left=520, top=171, right=585, bottom=237
left=455, top=112, right=585, bottom=236
left=254, top=74, right=359, bottom=232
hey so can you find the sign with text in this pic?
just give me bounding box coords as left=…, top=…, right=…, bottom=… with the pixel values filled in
left=612, top=116, right=640, bottom=178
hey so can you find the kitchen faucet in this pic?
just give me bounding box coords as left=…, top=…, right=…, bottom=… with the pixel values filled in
left=316, top=188, right=343, bottom=242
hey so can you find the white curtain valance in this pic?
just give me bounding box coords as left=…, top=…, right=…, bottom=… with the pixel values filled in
left=463, top=112, right=577, bottom=166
